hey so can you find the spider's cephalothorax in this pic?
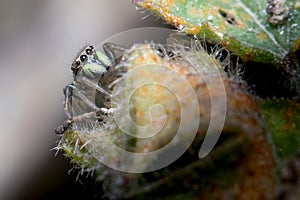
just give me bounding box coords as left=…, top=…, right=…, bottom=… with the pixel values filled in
left=71, top=45, right=95, bottom=75
left=71, top=45, right=111, bottom=78
left=55, top=44, right=124, bottom=134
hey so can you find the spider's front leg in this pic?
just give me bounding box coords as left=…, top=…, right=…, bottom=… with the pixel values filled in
left=54, top=119, right=72, bottom=135
left=55, top=84, right=74, bottom=134
left=55, top=83, right=116, bottom=135
left=63, top=84, right=74, bottom=119
left=69, top=83, right=116, bottom=118
left=103, top=42, right=125, bottom=63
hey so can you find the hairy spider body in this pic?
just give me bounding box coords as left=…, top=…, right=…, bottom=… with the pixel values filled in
left=55, top=45, right=120, bottom=134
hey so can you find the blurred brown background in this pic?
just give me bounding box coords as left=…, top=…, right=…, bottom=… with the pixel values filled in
left=0, top=0, right=165, bottom=199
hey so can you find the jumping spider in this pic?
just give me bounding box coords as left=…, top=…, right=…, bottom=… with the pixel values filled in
left=55, top=44, right=123, bottom=134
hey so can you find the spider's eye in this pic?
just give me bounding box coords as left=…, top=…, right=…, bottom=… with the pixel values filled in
left=89, top=45, right=94, bottom=50
left=71, top=60, right=81, bottom=71
left=156, top=47, right=164, bottom=57
left=80, top=55, right=87, bottom=62
left=167, top=50, right=175, bottom=58
left=75, top=60, right=81, bottom=66
left=86, top=48, right=93, bottom=55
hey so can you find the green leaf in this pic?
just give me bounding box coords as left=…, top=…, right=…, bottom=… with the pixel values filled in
left=258, top=99, right=300, bottom=160
left=135, top=0, right=300, bottom=64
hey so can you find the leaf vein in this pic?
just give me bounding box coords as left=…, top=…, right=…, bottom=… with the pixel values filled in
left=237, top=0, right=288, bottom=56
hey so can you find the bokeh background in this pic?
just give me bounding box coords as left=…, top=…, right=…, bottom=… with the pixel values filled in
left=0, top=1, right=166, bottom=199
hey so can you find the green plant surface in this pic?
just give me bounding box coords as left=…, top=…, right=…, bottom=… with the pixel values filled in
left=59, top=131, right=98, bottom=169
left=135, top=0, right=300, bottom=65
left=259, top=99, right=300, bottom=161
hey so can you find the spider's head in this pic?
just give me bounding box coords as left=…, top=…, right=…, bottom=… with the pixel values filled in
left=71, top=45, right=95, bottom=76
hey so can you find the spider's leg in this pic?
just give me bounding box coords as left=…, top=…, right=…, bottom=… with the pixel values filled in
left=64, top=84, right=74, bottom=119
left=103, top=42, right=125, bottom=62
left=54, top=106, right=115, bottom=135
left=98, top=107, right=116, bottom=116
left=54, top=111, right=102, bottom=135
left=55, top=119, right=72, bottom=134
left=69, top=84, right=115, bottom=116
left=54, top=84, right=74, bottom=134
left=69, top=84, right=100, bottom=111
left=78, top=75, right=112, bottom=97
left=55, top=80, right=114, bottom=134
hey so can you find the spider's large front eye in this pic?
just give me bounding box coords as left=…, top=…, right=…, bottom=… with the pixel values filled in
left=80, top=55, right=88, bottom=62
left=86, top=48, right=93, bottom=55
